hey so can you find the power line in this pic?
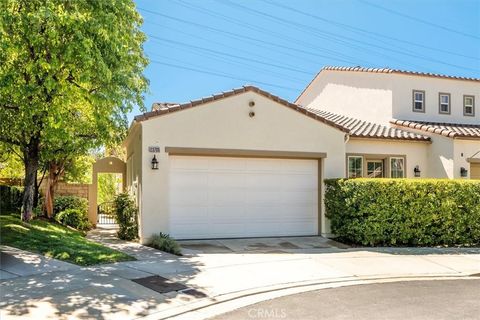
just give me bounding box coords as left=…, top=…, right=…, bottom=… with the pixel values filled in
left=138, top=7, right=366, bottom=66
left=145, top=46, right=307, bottom=84
left=144, top=19, right=314, bottom=81
left=262, top=0, right=479, bottom=61
left=149, top=59, right=301, bottom=92
left=219, top=0, right=478, bottom=72
left=147, top=34, right=313, bottom=76
left=359, top=0, right=480, bottom=40
left=173, top=0, right=369, bottom=64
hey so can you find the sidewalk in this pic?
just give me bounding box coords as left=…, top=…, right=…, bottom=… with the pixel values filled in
left=1, top=235, right=479, bottom=320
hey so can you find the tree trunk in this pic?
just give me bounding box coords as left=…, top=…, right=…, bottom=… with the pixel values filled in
left=22, top=139, right=40, bottom=221
left=43, top=161, right=65, bottom=218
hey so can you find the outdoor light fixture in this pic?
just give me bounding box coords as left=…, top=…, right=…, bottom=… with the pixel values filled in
left=151, top=155, right=159, bottom=170
left=460, top=167, right=468, bottom=177
left=414, top=165, right=421, bottom=177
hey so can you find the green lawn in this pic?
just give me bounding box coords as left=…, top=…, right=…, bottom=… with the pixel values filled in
left=0, top=213, right=134, bottom=266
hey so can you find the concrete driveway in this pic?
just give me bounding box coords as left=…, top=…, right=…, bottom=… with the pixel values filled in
left=178, top=236, right=349, bottom=254
left=2, top=233, right=480, bottom=320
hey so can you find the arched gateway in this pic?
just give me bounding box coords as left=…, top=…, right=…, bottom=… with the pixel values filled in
left=88, top=157, right=126, bottom=225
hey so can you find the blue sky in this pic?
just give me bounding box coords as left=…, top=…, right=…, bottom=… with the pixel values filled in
left=131, top=0, right=480, bottom=121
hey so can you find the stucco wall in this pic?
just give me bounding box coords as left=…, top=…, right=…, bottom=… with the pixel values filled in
left=346, top=138, right=430, bottom=178
left=296, top=70, right=394, bottom=124
left=125, top=124, right=143, bottom=235
left=135, top=91, right=347, bottom=242
left=297, top=70, right=479, bottom=126
left=454, top=139, right=480, bottom=179
left=391, top=75, right=479, bottom=125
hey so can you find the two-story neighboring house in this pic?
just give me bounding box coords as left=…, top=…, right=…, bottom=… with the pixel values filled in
left=296, top=66, right=480, bottom=179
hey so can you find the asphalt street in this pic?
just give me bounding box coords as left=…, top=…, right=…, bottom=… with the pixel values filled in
left=210, top=279, right=480, bottom=320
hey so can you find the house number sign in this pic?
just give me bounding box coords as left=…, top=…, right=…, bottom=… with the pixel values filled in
left=148, top=146, right=160, bottom=153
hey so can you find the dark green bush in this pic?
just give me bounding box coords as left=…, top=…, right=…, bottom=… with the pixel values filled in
left=324, top=179, right=480, bottom=246
left=0, top=185, right=23, bottom=213
left=113, top=193, right=138, bottom=240
left=55, top=208, right=92, bottom=231
left=54, top=196, right=88, bottom=216
left=148, top=232, right=182, bottom=255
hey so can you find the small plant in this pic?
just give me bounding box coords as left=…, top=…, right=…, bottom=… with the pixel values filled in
left=55, top=208, right=92, bottom=231
left=54, top=196, right=88, bottom=216
left=148, top=232, right=182, bottom=255
left=113, top=193, right=138, bottom=240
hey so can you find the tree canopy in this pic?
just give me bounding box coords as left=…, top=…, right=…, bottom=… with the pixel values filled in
left=0, top=0, right=148, bottom=219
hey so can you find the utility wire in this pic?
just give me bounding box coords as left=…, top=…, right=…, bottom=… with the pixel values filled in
left=138, top=7, right=366, bottom=66
left=144, top=19, right=315, bottom=80
left=173, top=0, right=368, bottom=64
left=149, top=59, right=301, bottom=92
left=147, top=34, right=313, bottom=76
left=219, top=0, right=478, bottom=72
left=262, top=0, right=479, bottom=61
left=359, top=0, right=480, bottom=40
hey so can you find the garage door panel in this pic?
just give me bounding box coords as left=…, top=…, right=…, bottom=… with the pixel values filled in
left=208, top=157, right=246, bottom=171
left=170, top=206, right=207, bottom=223
left=171, top=172, right=208, bottom=188
left=171, top=157, right=210, bottom=170
left=169, top=156, right=319, bottom=239
left=281, top=190, right=317, bottom=205
left=282, top=174, right=317, bottom=190
left=208, top=172, right=245, bottom=188
left=170, top=189, right=208, bottom=206
left=245, top=174, right=284, bottom=189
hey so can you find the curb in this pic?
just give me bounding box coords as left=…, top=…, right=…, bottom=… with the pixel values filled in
left=138, top=273, right=480, bottom=320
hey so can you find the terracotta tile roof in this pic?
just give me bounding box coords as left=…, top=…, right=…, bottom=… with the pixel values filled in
left=295, top=66, right=480, bottom=103
left=391, top=119, right=480, bottom=139
left=152, top=102, right=179, bottom=111
left=322, top=66, right=480, bottom=82
left=134, top=85, right=350, bottom=133
left=305, top=109, right=431, bottom=141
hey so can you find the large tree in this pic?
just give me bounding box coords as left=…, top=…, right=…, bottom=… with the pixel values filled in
left=0, top=0, right=148, bottom=220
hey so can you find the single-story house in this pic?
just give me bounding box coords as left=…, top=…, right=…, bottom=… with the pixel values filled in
left=125, top=83, right=467, bottom=242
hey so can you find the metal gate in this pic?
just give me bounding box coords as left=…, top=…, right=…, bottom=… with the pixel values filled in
left=97, top=201, right=117, bottom=225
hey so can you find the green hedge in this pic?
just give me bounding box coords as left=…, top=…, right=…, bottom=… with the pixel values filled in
left=0, top=185, right=23, bottom=213
left=324, top=179, right=480, bottom=246
left=54, top=196, right=88, bottom=216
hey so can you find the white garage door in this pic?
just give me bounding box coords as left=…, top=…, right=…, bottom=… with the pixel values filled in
left=169, top=156, right=318, bottom=239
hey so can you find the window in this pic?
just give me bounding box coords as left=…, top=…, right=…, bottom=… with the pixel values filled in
left=464, top=95, right=475, bottom=116
left=439, top=93, right=450, bottom=114
left=390, top=157, right=405, bottom=178
left=367, top=160, right=384, bottom=178
left=348, top=156, right=363, bottom=178
left=412, top=90, right=425, bottom=112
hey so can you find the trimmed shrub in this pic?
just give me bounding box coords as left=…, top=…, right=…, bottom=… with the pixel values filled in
left=54, top=196, right=88, bottom=216
left=324, top=179, right=480, bottom=246
left=0, top=185, right=23, bottom=212
left=55, top=208, right=92, bottom=231
left=113, top=193, right=138, bottom=240
left=148, top=233, right=182, bottom=255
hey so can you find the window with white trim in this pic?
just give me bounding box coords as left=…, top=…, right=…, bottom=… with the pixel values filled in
left=464, top=95, right=475, bottom=116
left=439, top=93, right=450, bottom=114
left=390, top=157, right=405, bottom=178
left=347, top=156, right=363, bottom=178
left=413, top=90, right=425, bottom=112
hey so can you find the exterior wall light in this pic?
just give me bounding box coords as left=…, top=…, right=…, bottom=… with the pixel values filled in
left=460, top=167, right=468, bottom=178
left=414, top=165, right=421, bottom=177
left=151, top=155, right=159, bottom=170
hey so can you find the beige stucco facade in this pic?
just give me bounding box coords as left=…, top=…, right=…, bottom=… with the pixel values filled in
left=125, top=91, right=348, bottom=243
left=297, top=69, right=480, bottom=126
